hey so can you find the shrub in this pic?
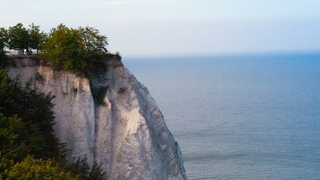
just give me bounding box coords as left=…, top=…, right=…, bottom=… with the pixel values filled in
left=0, top=70, right=109, bottom=179
left=6, top=156, right=81, bottom=180
left=69, top=156, right=108, bottom=180
left=0, top=70, right=65, bottom=160
left=0, top=114, right=30, bottom=162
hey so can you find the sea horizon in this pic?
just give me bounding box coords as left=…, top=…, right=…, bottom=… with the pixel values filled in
left=124, top=53, right=320, bottom=180
left=122, top=50, right=320, bottom=61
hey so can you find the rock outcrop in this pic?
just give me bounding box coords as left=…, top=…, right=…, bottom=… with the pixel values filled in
left=8, top=57, right=187, bottom=180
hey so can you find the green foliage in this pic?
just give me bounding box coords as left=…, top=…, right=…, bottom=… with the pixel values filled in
left=28, top=23, right=46, bottom=53
left=0, top=70, right=109, bottom=179
left=8, top=23, right=29, bottom=54
left=5, top=156, right=81, bottom=180
left=6, top=23, right=45, bottom=55
left=69, top=156, right=108, bottom=180
left=0, top=28, right=8, bottom=46
left=88, top=162, right=108, bottom=180
left=43, top=24, right=108, bottom=81
left=43, top=24, right=79, bottom=68
left=3, top=22, right=121, bottom=83
left=0, top=114, right=30, bottom=162
left=70, top=157, right=90, bottom=179
left=0, top=156, right=14, bottom=179
left=76, top=26, right=108, bottom=81
left=0, top=28, right=8, bottom=69
left=0, top=70, right=64, bottom=160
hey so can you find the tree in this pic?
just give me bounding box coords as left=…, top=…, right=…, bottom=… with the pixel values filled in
left=0, top=70, right=64, bottom=160
left=0, top=114, right=30, bottom=162
left=44, top=24, right=108, bottom=80
left=0, top=28, right=8, bottom=68
left=6, top=23, right=45, bottom=55
left=44, top=24, right=80, bottom=68
left=0, top=71, right=108, bottom=179
left=69, top=156, right=108, bottom=180
left=74, top=26, right=108, bottom=81
left=28, top=23, right=46, bottom=54
left=0, top=28, right=8, bottom=48
left=8, top=23, right=29, bottom=54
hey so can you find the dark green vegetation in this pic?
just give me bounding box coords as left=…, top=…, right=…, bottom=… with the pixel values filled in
left=43, top=24, right=109, bottom=81
left=0, top=23, right=112, bottom=178
left=0, top=23, right=120, bottom=106
left=0, top=23, right=45, bottom=59
left=7, top=23, right=45, bottom=55
left=0, top=23, right=121, bottom=80
left=0, top=28, right=8, bottom=69
left=0, top=70, right=108, bottom=179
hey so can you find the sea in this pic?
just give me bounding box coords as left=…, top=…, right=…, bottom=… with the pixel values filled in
left=123, top=53, right=320, bottom=180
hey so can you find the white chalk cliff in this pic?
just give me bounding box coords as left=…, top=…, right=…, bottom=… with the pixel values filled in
left=8, top=57, right=187, bottom=180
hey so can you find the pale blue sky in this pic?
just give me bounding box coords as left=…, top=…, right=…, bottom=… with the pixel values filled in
left=1, top=0, right=320, bottom=57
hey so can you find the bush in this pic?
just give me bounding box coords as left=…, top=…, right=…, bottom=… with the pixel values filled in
left=69, top=156, right=108, bottom=180
left=0, top=114, right=30, bottom=162
left=0, top=70, right=65, bottom=160
left=0, top=70, right=109, bottom=179
left=6, top=156, right=81, bottom=180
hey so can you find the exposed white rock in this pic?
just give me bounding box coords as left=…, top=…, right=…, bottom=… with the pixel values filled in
left=8, top=58, right=187, bottom=180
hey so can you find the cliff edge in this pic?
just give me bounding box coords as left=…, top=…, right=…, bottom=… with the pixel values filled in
left=7, top=57, right=187, bottom=180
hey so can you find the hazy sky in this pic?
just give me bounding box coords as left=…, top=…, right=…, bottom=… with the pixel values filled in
left=1, top=0, right=320, bottom=57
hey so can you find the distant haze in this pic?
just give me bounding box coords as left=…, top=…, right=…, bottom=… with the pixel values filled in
left=1, top=0, right=320, bottom=57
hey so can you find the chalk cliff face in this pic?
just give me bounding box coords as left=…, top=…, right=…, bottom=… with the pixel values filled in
left=8, top=57, right=187, bottom=180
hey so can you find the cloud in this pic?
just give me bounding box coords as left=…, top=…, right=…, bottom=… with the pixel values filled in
left=99, top=0, right=171, bottom=4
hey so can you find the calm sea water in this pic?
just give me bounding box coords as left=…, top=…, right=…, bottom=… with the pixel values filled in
left=123, top=53, right=320, bottom=180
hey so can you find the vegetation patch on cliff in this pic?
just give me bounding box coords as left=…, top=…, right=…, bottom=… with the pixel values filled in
left=1, top=23, right=122, bottom=107
left=0, top=23, right=121, bottom=81
left=43, top=24, right=109, bottom=81
left=0, top=70, right=108, bottom=179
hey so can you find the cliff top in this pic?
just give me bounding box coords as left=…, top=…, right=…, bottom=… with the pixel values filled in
left=8, top=54, right=123, bottom=69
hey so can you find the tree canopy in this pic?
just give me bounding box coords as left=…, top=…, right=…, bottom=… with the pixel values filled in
left=0, top=70, right=63, bottom=161
left=28, top=23, right=46, bottom=53
left=8, top=23, right=29, bottom=54
left=0, top=23, right=118, bottom=179
left=44, top=24, right=109, bottom=80
left=4, top=23, right=45, bottom=55
left=0, top=28, right=8, bottom=68
left=1, top=23, right=120, bottom=81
